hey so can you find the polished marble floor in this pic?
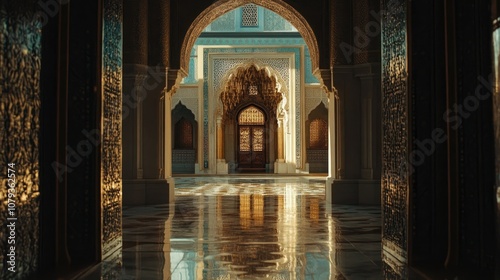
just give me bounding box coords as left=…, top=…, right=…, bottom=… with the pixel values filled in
left=77, top=176, right=408, bottom=279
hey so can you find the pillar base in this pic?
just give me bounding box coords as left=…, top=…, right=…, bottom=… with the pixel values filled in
left=166, top=177, right=175, bottom=204
left=123, top=179, right=174, bottom=206
left=326, top=178, right=381, bottom=205
left=274, top=161, right=296, bottom=174
left=194, top=163, right=205, bottom=174
left=216, top=160, right=228, bottom=174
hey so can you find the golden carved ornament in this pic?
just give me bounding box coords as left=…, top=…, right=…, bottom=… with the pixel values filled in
left=220, top=64, right=282, bottom=121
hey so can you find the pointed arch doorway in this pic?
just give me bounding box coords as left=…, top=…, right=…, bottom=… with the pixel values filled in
left=237, top=105, right=267, bottom=171
left=218, top=63, right=284, bottom=173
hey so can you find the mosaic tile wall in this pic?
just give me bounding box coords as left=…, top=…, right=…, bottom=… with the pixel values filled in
left=184, top=18, right=320, bottom=172
left=186, top=35, right=321, bottom=170
left=203, top=6, right=294, bottom=32
left=380, top=0, right=408, bottom=262
left=263, top=8, right=293, bottom=31
left=210, top=10, right=235, bottom=32
left=0, top=1, right=41, bottom=278
left=101, top=0, right=123, bottom=259
left=201, top=46, right=302, bottom=169
left=184, top=38, right=317, bottom=84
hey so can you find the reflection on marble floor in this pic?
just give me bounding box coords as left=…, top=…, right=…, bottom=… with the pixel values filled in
left=174, top=176, right=327, bottom=196
left=78, top=176, right=396, bottom=280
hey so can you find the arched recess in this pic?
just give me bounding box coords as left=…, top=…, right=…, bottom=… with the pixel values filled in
left=306, top=102, right=328, bottom=173
left=173, top=0, right=336, bottom=176
left=172, top=102, right=198, bottom=174
left=217, top=63, right=286, bottom=173
left=179, top=0, right=321, bottom=84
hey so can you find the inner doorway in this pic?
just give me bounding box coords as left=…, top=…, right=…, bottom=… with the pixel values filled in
left=238, top=105, right=266, bottom=170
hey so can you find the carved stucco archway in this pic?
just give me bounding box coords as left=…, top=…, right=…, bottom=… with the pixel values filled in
left=179, top=0, right=321, bottom=83
left=177, top=0, right=325, bottom=174
left=215, top=61, right=290, bottom=173
left=216, top=60, right=289, bottom=123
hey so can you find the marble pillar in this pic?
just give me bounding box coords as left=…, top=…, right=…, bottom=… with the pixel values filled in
left=326, top=87, right=338, bottom=203
left=122, top=0, right=173, bottom=205
left=216, top=117, right=228, bottom=174
left=275, top=116, right=288, bottom=173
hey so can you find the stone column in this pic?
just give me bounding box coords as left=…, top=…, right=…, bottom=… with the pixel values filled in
left=336, top=89, right=343, bottom=179
left=123, top=73, right=147, bottom=180
left=216, top=116, right=228, bottom=174
left=355, top=65, right=381, bottom=205
left=360, top=76, right=373, bottom=179
left=164, top=90, right=171, bottom=179
left=217, top=117, right=224, bottom=160
left=277, top=117, right=284, bottom=160
left=275, top=116, right=287, bottom=173
left=136, top=77, right=145, bottom=179
left=122, top=0, right=176, bottom=205
left=326, top=88, right=338, bottom=203
left=164, top=86, right=175, bottom=200
left=196, top=79, right=204, bottom=173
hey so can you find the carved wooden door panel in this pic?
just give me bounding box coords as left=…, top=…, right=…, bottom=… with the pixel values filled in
left=238, top=125, right=265, bottom=169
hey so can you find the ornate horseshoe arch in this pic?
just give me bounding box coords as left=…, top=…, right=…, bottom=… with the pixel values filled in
left=216, top=60, right=289, bottom=123
left=179, top=0, right=320, bottom=82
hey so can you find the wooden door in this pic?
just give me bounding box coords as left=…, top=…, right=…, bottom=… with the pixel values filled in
left=238, top=125, right=265, bottom=168
left=237, top=106, right=266, bottom=170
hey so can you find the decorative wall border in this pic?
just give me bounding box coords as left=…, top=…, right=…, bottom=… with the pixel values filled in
left=200, top=48, right=302, bottom=171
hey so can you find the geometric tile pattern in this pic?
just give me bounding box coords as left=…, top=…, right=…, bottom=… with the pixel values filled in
left=202, top=46, right=304, bottom=168
left=191, top=36, right=319, bottom=170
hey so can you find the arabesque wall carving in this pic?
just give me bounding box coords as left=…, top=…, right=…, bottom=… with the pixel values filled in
left=203, top=50, right=302, bottom=169
left=101, top=0, right=123, bottom=259
left=0, top=2, right=41, bottom=278
left=381, top=0, right=408, bottom=262
left=219, top=64, right=283, bottom=121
